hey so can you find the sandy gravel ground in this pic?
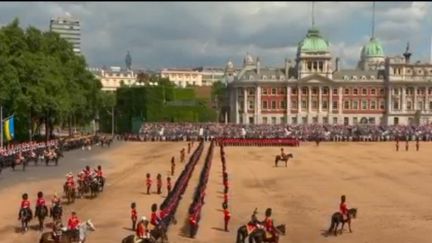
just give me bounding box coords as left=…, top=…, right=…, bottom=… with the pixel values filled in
left=0, top=141, right=432, bottom=243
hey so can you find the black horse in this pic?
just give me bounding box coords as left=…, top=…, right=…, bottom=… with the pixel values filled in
left=19, top=208, right=32, bottom=232
left=35, top=205, right=48, bottom=231
left=327, top=208, right=358, bottom=236
left=50, top=204, right=63, bottom=222
left=89, top=178, right=100, bottom=198
left=274, top=154, right=293, bottom=167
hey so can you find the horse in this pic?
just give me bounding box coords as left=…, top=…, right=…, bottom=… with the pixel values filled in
left=19, top=208, right=32, bottom=232
left=64, top=184, right=76, bottom=204
left=39, top=219, right=96, bottom=243
left=35, top=205, right=48, bottom=231
left=236, top=224, right=285, bottom=243
left=12, top=156, right=26, bottom=171
left=96, top=176, right=105, bottom=192
left=249, top=224, right=286, bottom=243
left=89, top=178, right=100, bottom=198
left=327, top=208, right=358, bottom=236
left=274, top=154, right=293, bottom=167
left=51, top=204, right=63, bottom=222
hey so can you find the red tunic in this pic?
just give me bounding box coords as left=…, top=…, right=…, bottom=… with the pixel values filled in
left=224, top=209, right=231, bottom=221
left=131, top=209, right=137, bottom=221
left=96, top=169, right=103, bottom=177
left=36, top=198, right=46, bottom=207
left=21, top=199, right=31, bottom=209
left=264, top=217, right=275, bottom=233
left=150, top=212, right=160, bottom=226
left=68, top=216, right=80, bottom=230
left=340, top=202, right=348, bottom=216
left=146, top=178, right=152, bottom=187
left=136, top=222, right=145, bottom=238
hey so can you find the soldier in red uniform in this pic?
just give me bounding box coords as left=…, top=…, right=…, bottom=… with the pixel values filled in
left=156, top=174, right=162, bottom=194
left=146, top=173, right=152, bottom=194
left=416, top=137, right=420, bottom=151
left=18, top=193, right=32, bottom=221
left=396, top=138, right=399, bottom=151
left=136, top=216, right=150, bottom=240
left=405, top=140, right=409, bottom=151
left=67, top=211, right=80, bottom=240
left=35, top=191, right=48, bottom=225
left=66, top=173, right=76, bottom=190
left=264, top=208, right=277, bottom=240
left=150, top=203, right=161, bottom=227
left=171, top=156, right=175, bottom=176
left=131, top=202, right=138, bottom=231
left=340, top=195, right=349, bottom=222
left=167, top=177, right=172, bottom=194
left=223, top=202, right=230, bottom=232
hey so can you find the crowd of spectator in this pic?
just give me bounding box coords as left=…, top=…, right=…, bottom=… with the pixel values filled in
left=127, top=123, right=432, bottom=142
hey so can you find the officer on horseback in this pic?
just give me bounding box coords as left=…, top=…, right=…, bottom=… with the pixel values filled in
left=340, top=195, right=349, bottom=222
left=18, top=193, right=32, bottom=220
left=35, top=192, right=48, bottom=218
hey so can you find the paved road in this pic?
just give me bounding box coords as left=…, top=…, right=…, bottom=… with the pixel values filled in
left=0, top=142, right=122, bottom=189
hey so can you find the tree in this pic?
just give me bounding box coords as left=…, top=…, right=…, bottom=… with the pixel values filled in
left=211, top=81, right=228, bottom=122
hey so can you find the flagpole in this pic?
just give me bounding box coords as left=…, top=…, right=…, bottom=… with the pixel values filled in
left=1, top=106, right=3, bottom=149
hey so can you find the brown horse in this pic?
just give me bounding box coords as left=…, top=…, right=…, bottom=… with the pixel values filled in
left=327, top=208, right=357, bottom=236
left=274, top=154, right=293, bottom=167
left=64, top=184, right=75, bottom=204
left=236, top=224, right=286, bottom=243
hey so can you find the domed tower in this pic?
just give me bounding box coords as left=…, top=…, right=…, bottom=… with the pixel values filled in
left=296, top=26, right=332, bottom=79
left=243, top=53, right=255, bottom=67
left=224, top=59, right=236, bottom=83
left=357, top=2, right=385, bottom=70
left=357, top=37, right=385, bottom=70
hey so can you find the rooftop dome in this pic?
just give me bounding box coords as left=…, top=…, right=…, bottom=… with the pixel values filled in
left=298, top=27, right=330, bottom=53
left=226, top=59, right=234, bottom=69
left=361, top=37, right=384, bottom=58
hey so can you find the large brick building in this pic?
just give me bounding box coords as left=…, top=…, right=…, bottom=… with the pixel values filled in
left=226, top=26, right=432, bottom=126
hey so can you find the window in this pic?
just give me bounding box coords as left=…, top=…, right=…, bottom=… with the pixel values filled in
left=323, top=117, right=329, bottom=124
left=371, top=89, right=376, bottom=95
left=370, top=100, right=376, bottom=110
left=394, top=117, right=399, bottom=125
left=368, top=117, right=376, bottom=125
left=393, top=100, right=399, bottom=110
left=249, top=100, right=254, bottom=110
left=302, top=87, right=307, bottom=95
left=292, top=117, right=297, bottom=125
left=292, top=100, right=298, bottom=109
left=418, top=101, right=423, bottom=110
left=344, top=101, right=350, bottom=109
left=279, top=88, right=285, bottom=95
left=407, top=101, right=412, bottom=110
left=380, top=100, right=385, bottom=110
left=362, top=100, right=368, bottom=110
left=262, top=101, right=268, bottom=109
left=344, top=88, right=350, bottom=95
left=352, top=100, right=358, bottom=109
left=333, top=117, right=338, bottom=124
left=272, top=117, right=277, bottom=124
left=333, top=101, right=338, bottom=110
left=353, top=117, right=358, bottom=125
left=322, top=100, right=328, bottom=109
left=333, top=88, right=338, bottom=95
left=280, top=117, right=286, bottom=124
left=394, top=89, right=399, bottom=95
left=262, top=117, right=268, bottom=124
left=271, top=101, right=277, bottom=109
left=249, top=89, right=255, bottom=96
left=307, top=62, right=312, bottom=71
left=263, top=88, right=268, bottom=95
left=271, top=88, right=276, bottom=95
left=362, top=89, right=367, bottom=95
left=344, top=117, right=349, bottom=125
left=353, top=88, right=358, bottom=95
left=301, top=100, right=307, bottom=109
left=323, top=87, right=329, bottom=95
left=249, top=117, right=254, bottom=124
left=312, top=88, right=318, bottom=95
left=312, top=100, right=318, bottom=109
left=312, top=117, right=318, bottom=124
left=280, top=101, right=286, bottom=109
left=379, top=88, right=384, bottom=95
left=292, top=88, right=297, bottom=94
left=239, top=101, right=244, bottom=110
left=302, top=117, right=307, bottom=124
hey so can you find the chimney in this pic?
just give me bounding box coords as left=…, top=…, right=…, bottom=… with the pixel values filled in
left=335, top=57, right=340, bottom=72
left=256, top=57, right=261, bottom=75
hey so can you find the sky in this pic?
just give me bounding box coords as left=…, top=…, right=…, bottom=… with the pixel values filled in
left=0, top=2, right=431, bottom=70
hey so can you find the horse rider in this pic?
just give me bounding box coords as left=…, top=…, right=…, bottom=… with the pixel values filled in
left=146, top=173, right=152, bottom=195
left=15, top=151, right=24, bottom=165
left=50, top=193, right=62, bottom=217
left=263, top=208, right=278, bottom=239
left=66, top=172, right=76, bottom=191
left=131, top=202, right=138, bottom=231
left=67, top=211, right=80, bottom=240
left=247, top=208, right=261, bottom=231
left=84, top=166, right=92, bottom=179
left=340, top=195, right=349, bottom=222
left=18, top=193, right=32, bottom=221
left=150, top=203, right=161, bottom=227
left=280, top=148, right=286, bottom=158
left=171, top=156, right=175, bottom=176
left=95, top=165, right=104, bottom=188
left=136, top=216, right=151, bottom=240
left=35, top=191, right=48, bottom=218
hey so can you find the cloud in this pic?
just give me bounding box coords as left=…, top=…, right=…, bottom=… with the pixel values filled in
left=0, top=2, right=431, bottom=70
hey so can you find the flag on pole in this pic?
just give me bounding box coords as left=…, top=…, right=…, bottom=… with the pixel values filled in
left=3, top=116, right=15, bottom=141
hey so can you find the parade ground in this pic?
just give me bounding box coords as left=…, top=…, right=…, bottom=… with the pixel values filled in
left=1, top=141, right=432, bottom=243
